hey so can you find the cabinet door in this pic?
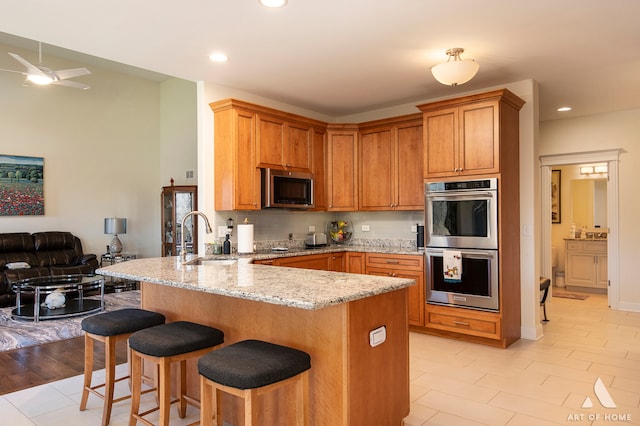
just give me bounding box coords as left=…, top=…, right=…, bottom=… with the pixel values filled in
left=285, top=122, right=312, bottom=171
left=346, top=252, right=365, bottom=274
left=359, top=128, right=394, bottom=210
left=365, top=253, right=424, bottom=326
left=367, top=266, right=424, bottom=326
left=326, top=129, right=358, bottom=211
left=566, top=252, right=598, bottom=287
left=161, top=185, right=197, bottom=257
left=459, top=101, right=499, bottom=175
left=396, top=122, right=424, bottom=210
left=235, top=111, right=261, bottom=210
left=596, top=254, right=608, bottom=289
left=310, top=129, right=326, bottom=210
left=329, top=252, right=346, bottom=272
left=423, top=108, right=457, bottom=178
left=256, top=114, right=286, bottom=169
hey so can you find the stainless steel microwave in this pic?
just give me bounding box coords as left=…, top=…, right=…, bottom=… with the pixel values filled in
left=261, top=168, right=314, bottom=209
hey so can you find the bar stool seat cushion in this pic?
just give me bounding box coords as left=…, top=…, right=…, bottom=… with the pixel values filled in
left=81, top=308, right=166, bottom=336
left=198, top=339, right=311, bottom=390
left=129, top=321, right=224, bottom=357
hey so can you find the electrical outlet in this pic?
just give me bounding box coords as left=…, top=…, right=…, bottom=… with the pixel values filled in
left=308, top=225, right=316, bottom=232
left=218, top=226, right=228, bottom=238
left=411, top=225, right=417, bottom=232
left=361, top=225, right=370, bottom=232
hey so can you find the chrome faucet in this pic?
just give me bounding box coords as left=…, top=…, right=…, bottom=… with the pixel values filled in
left=181, top=210, right=213, bottom=261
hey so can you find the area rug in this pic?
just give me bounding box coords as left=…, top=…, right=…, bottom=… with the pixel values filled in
left=553, top=292, right=589, bottom=300
left=0, top=290, right=140, bottom=352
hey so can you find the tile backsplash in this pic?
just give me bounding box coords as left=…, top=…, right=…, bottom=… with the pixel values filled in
left=208, top=209, right=424, bottom=247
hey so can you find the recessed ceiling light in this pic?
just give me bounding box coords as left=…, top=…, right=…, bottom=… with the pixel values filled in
left=209, top=52, right=229, bottom=63
left=557, top=106, right=572, bottom=112
left=258, top=0, right=287, bottom=7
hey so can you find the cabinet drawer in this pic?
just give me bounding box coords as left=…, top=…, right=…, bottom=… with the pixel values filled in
left=566, top=240, right=607, bottom=253
left=365, top=253, right=423, bottom=271
left=426, top=308, right=501, bottom=340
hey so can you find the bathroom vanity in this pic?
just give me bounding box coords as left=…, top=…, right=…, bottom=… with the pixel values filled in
left=564, top=239, right=608, bottom=291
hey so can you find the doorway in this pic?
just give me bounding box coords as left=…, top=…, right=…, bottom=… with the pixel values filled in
left=540, top=149, right=622, bottom=309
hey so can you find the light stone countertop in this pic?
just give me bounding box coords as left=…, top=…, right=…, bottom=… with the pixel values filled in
left=96, top=249, right=416, bottom=310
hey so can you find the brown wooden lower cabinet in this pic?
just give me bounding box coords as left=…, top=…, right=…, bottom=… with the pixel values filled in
left=365, top=253, right=424, bottom=327
left=141, top=282, right=410, bottom=425
left=423, top=303, right=501, bottom=341
left=255, top=251, right=426, bottom=327
left=346, top=252, right=365, bottom=274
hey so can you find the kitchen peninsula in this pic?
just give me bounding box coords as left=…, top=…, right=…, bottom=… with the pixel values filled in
left=97, top=255, right=413, bottom=425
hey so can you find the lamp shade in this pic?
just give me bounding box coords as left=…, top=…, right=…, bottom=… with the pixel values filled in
left=431, top=60, right=479, bottom=86
left=104, top=218, right=127, bottom=235
left=431, top=48, right=479, bottom=86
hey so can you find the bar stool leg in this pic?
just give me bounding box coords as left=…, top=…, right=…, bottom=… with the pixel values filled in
left=177, top=359, right=187, bottom=418
left=129, top=351, right=142, bottom=426
left=245, top=388, right=258, bottom=426
left=200, top=376, right=214, bottom=426
left=103, top=335, right=117, bottom=426
left=159, top=357, right=172, bottom=426
left=79, top=333, right=94, bottom=412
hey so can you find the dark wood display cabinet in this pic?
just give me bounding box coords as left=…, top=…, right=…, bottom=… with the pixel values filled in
left=161, top=184, right=197, bottom=257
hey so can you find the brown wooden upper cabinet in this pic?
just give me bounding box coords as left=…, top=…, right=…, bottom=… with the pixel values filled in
left=210, top=101, right=261, bottom=211
left=210, top=99, right=327, bottom=211
left=358, top=114, right=423, bottom=210
left=418, top=89, right=525, bottom=179
left=326, top=125, right=359, bottom=211
left=256, top=114, right=313, bottom=172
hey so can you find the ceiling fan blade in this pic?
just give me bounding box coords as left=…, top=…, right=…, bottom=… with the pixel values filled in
left=54, top=67, right=91, bottom=80
left=8, top=52, right=45, bottom=77
left=52, top=79, right=90, bottom=90
left=0, top=67, right=26, bottom=75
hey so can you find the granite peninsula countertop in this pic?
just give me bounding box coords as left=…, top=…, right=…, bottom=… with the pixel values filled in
left=96, top=246, right=418, bottom=310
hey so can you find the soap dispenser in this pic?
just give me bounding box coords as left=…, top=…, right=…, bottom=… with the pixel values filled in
left=223, top=234, right=231, bottom=255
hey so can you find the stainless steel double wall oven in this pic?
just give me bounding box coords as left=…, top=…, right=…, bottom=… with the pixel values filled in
left=424, top=178, right=499, bottom=311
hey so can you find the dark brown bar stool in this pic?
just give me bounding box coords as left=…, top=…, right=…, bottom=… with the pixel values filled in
left=80, top=308, right=166, bottom=426
left=540, top=277, right=551, bottom=322
left=128, top=321, right=224, bottom=426
left=198, top=339, right=311, bottom=426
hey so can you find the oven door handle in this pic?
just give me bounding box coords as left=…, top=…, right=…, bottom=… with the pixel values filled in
left=426, top=249, right=497, bottom=259
left=426, top=191, right=495, bottom=199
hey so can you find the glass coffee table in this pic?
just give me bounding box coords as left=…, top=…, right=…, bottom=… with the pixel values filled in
left=11, top=274, right=104, bottom=322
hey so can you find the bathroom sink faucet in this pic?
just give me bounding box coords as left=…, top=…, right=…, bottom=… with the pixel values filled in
left=181, top=210, right=213, bottom=261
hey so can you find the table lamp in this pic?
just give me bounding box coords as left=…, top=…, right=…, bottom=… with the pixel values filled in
left=104, top=217, right=127, bottom=254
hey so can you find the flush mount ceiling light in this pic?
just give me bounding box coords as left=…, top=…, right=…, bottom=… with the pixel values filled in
left=431, top=47, right=479, bottom=86
left=258, top=0, right=287, bottom=7
left=557, top=106, right=572, bottom=112
left=209, top=52, right=229, bottom=62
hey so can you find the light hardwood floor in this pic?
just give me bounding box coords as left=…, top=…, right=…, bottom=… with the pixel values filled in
left=1, top=289, right=638, bottom=425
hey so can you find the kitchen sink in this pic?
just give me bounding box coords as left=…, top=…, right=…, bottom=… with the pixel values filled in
left=183, top=256, right=238, bottom=266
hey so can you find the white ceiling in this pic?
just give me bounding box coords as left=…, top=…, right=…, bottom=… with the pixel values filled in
left=0, top=0, right=639, bottom=121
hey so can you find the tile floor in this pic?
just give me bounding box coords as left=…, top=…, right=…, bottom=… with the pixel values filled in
left=1, top=289, right=638, bottom=425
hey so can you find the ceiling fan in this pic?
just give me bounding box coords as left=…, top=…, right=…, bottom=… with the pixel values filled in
left=0, top=41, right=91, bottom=90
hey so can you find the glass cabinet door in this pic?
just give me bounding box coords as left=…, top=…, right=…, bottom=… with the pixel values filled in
left=161, top=185, right=197, bottom=256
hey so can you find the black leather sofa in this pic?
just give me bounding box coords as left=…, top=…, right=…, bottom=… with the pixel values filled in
left=0, top=232, right=99, bottom=307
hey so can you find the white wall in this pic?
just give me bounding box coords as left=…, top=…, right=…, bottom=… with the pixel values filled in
left=540, top=109, right=640, bottom=308
left=0, top=41, right=163, bottom=258
left=160, top=78, right=198, bottom=187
